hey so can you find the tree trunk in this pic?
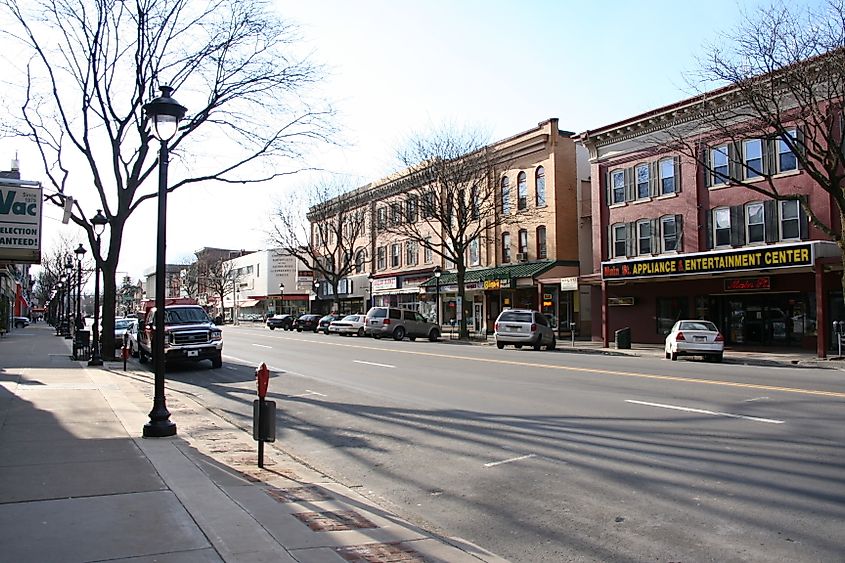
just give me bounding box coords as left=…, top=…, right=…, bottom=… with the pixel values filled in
left=100, top=257, right=118, bottom=360
left=456, top=267, right=469, bottom=340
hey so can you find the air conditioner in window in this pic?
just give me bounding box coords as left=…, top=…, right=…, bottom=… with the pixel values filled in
left=515, top=252, right=528, bottom=262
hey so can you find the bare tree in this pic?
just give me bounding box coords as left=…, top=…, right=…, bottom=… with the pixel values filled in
left=177, top=258, right=199, bottom=300
left=1, top=0, right=333, bottom=356
left=270, top=178, right=368, bottom=312
left=384, top=125, right=514, bottom=339
left=663, top=1, right=845, bottom=292
left=34, top=234, right=93, bottom=319
left=203, top=258, right=241, bottom=321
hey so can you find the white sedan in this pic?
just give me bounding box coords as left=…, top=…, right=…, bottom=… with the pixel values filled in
left=328, top=314, right=367, bottom=337
left=664, top=320, right=724, bottom=362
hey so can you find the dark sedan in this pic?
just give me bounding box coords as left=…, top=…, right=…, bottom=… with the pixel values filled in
left=318, top=314, right=342, bottom=334
left=295, top=314, right=321, bottom=332
left=266, top=314, right=295, bottom=331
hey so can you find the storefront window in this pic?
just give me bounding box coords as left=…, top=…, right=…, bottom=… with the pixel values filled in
left=656, top=296, right=688, bottom=335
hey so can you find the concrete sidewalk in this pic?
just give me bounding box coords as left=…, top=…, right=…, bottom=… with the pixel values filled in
left=0, top=324, right=504, bottom=563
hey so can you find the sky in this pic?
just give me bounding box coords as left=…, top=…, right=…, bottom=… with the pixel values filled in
left=0, top=0, right=821, bottom=283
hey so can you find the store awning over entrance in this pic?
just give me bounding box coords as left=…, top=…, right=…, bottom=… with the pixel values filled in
left=238, top=299, right=260, bottom=307
left=420, top=260, right=556, bottom=287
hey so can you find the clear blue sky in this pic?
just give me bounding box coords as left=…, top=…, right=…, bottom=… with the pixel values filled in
left=2, top=0, right=824, bottom=281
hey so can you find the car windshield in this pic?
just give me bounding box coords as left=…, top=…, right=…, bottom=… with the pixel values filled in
left=679, top=321, right=718, bottom=332
left=115, top=319, right=134, bottom=330
left=342, top=315, right=359, bottom=322
left=499, top=311, right=533, bottom=323
left=164, top=307, right=209, bottom=324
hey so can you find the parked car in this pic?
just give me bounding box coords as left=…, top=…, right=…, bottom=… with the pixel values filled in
left=113, top=318, right=138, bottom=349
left=364, top=306, right=441, bottom=341
left=318, top=314, right=342, bottom=334
left=126, top=319, right=141, bottom=357
left=664, top=319, right=724, bottom=362
left=328, top=314, right=367, bottom=336
left=295, top=314, right=321, bottom=332
left=13, top=316, right=30, bottom=328
left=494, top=309, right=556, bottom=350
left=266, top=314, right=295, bottom=331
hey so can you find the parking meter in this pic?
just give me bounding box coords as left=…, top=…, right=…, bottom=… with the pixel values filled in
left=253, top=362, right=274, bottom=468
left=570, top=322, right=576, bottom=346
left=256, top=362, right=269, bottom=399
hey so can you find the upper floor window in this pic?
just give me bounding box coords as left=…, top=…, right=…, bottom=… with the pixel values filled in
left=468, top=237, right=480, bottom=266
left=406, top=196, right=418, bottom=223
left=637, top=220, right=652, bottom=255
left=518, top=229, right=528, bottom=254
left=377, top=246, right=386, bottom=270
left=517, top=172, right=528, bottom=210
left=535, top=166, right=546, bottom=206
left=743, top=139, right=763, bottom=179
left=660, top=215, right=679, bottom=252
left=405, top=240, right=418, bottom=266
left=780, top=200, right=800, bottom=240
left=778, top=129, right=798, bottom=173
left=612, top=223, right=626, bottom=258
left=391, top=203, right=401, bottom=226
left=501, top=177, right=511, bottom=215
left=391, top=243, right=401, bottom=268
left=376, top=207, right=387, bottom=230
left=746, top=202, right=765, bottom=243
left=354, top=249, right=367, bottom=273
left=610, top=169, right=625, bottom=204
left=659, top=158, right=676, bottom=195
left=422, top=191, right=435, bottom=218
left=424, top=237, right=433, bottom=263
left=636, top=164, right=650, bottom=199
left=714, top=207, right=731, bottom=247
left=536, top=226, right=547, bottom=259
left=710, top=145, right=729, bottom=185
left=502, top=232, right=511, bottom=263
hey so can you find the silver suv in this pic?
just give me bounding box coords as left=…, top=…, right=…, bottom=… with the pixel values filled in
left=494, top=309, right=556, bottom=350
left=364, top=307, right=441, bottom=341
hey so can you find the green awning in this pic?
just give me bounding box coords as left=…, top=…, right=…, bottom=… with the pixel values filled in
left=421, top=260, right=556, bottom=287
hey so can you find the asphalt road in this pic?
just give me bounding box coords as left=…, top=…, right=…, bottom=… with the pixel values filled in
left=157, top=324, right=845, bottom=562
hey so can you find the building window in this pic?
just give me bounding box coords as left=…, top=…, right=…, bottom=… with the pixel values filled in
left=424, top=237, right=433, bottom=263
left=422, top=191, right=435, bottom=218
left=470, top=186, right=479, bottom=219
left=377, top=246, right=386, bottom=270
left=714, top=207, right=731, bottom=247
left=636, top=164, right=650, bottom=199
left=405, top=240, right=418, bottom=265
left=778, top=129, right=798, bottom=172
left=390, top=243, right=401, bottom=268
left=535, top=166, right=546, bottom=206
left=660, top=215, right=679, bottom=252
left=406, top=196, right=418, bottom=223
left=780, top=200, right=800, bottom=240
left=502, top=232, right=511, bottom=263
left=637, top=220, right=652, bottom=255
left=612, top=223, right=626, bottom=258
left=501, top=177, right=511, bottom=215
left=391, top=203, right=401, bottom=226
left=518, top=229, right=528, bottom=254
left=746, top=202, right=765, bottom=243
left=743, top=139, right=763, bottom=179
left=376, top=207, right=387, bottom=230
left=610, top=169, right=625, bottom=204
left=659, top=158, right=676, bottom=194
left=355, top=249, right=367, bottom=273
left=536, top=226, right=547, bottom=259
left=517, top=172, right=528, bottom=210
left=710, top=145, right=729, bottom=184
left=468, top=238, right=480, bottom=266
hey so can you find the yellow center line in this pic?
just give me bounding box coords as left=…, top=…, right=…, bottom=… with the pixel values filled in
left=266, top=334, right=845, bottom=399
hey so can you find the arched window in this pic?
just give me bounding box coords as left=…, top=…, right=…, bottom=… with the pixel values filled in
left=535, top=167, right=546, bottom=206
left=355, top=248, right=367, bottom=273
left=518, top=229, right=528, bottom=254
left=501, top=177, right=511, bottom=215
left=536, top=226, right=547, bottom=259
left=502, top=232, right=511, bottom=263
left=517, top=172, right=528, bottom=210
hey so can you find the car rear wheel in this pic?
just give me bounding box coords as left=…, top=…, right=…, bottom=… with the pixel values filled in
left=670, top=351, right=678, bottom=361
left=15, top=320, right=25, bottom=328
left=357, top=327, right=365, bottom=337
left=393, top=327, right=405, bottom=341
left=533, top=338, right=542, bottom=351
left=547, top=336, right=556, bottom=351
left=428, top=329, right=440, bottom=342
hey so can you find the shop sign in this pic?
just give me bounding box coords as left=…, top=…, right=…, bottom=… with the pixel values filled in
left=608, top=297, right=635, bottom=306
left=725, top=276, right=771, bottom=291
left=403, top=276, right=429, bottom=287
left=483, top=279, right=510, bottom=290
left=601, top=243, right=812, bottom=280
left=0, top=182, right=42, bottom=263
left=372, top=277, right=397, bottom=291
left=560, top=276, right=578, bottom=291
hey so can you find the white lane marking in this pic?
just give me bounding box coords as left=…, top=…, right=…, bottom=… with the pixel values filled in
left=744, top=396, right=770, bottom=402
left=484, top=454, right=536, bottom=468
left=354, top=360, right=396, bottom=368
left=251, top=343, right=272, bottom=348
left=625, top=400, right=784, bottom=424
left=289, top=390, right=327, bottom=398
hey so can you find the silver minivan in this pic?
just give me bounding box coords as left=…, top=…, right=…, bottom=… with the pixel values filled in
left=494, top=309, right=556, bottom=350
left=364, top=307, right=441, bottom=341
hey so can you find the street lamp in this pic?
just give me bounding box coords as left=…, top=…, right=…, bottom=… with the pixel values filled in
left=312, top=280, right=320, bottom=314
left=74, top=244, right=86, bottom=330
left=64, top=255, right=73, bottom=338
left=55, top=279, right=65, bottom=336
left=433, top=265, right=442, bottom=326
left=367, top=273, right=374, bottom=310
left=88, top=210, right=108, bottom=366
left=143, top=85, right=186, bottom=438
left=278, top=282, right=285, bottom=316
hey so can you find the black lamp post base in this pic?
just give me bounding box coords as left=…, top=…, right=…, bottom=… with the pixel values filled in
left=143, top=420, right=176, bottom=437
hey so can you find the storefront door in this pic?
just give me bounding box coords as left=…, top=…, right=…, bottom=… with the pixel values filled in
left=718, top=293, right=807, bottom=346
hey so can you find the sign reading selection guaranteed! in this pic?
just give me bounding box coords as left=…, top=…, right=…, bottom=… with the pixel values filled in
left=602, top=243, right=813, bottom=280
left=0, top=182, right=43, bottom=264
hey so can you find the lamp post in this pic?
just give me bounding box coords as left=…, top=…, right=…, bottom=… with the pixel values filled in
left=433, top=266, right=442, bottom=326
left=74, top=244, right=86, bottom=329
left=142, top=85, right=186, bottom=438
left=312, top=280, right=320, bottom=314
left=88, top=210, right=108, bottom=366
left=278, top=282, right=285, bottom=316
left=367, top=273, right=373, bottom=310
left=55, top=280, right=64, bottom=336
left=64, top=255, right=74, bottom=338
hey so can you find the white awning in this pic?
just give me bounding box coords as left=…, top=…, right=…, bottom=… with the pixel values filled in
left=372, top=286, right=423, bottom=295
left=238, top=299, right=260, bottom=308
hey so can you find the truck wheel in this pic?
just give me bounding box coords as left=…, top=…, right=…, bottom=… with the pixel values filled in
left=393, top=327, right=405, bottom=341
left=428, top=329, right=440, bottom=342
left=211, top=353, right=223, bottom=369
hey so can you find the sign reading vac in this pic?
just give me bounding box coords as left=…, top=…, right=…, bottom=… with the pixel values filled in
left=0, top=182, right=43, bottom=264
left=602, top=243, right=813, bottom=280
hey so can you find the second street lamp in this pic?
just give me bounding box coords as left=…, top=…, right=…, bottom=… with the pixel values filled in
left=143, top=85, right=186, bottom=439
left=74, top=244, right=86, bottom=330
left=278, top=282, right=285, bottom=316
left=64, top=255, right=73, bottom=339
left=433, top=265, right=442, bottom=326
left=88, top=210, right=108, bottom=366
